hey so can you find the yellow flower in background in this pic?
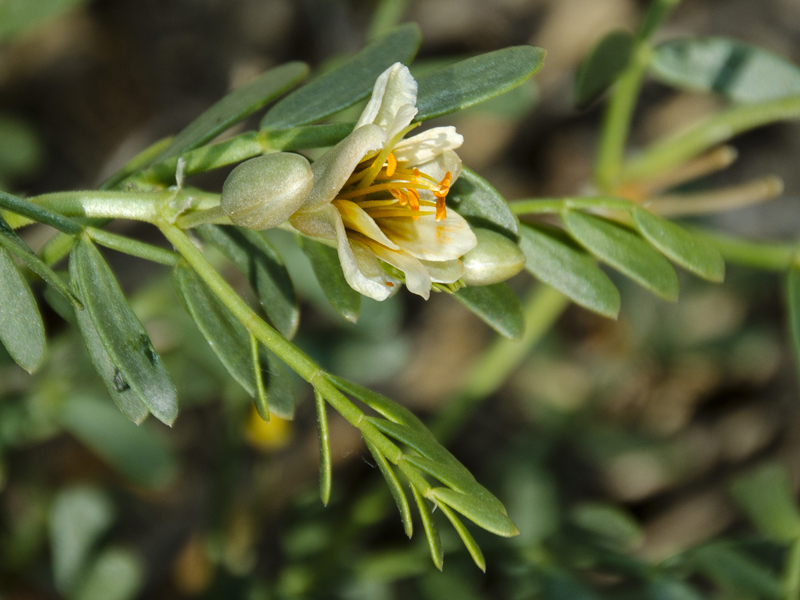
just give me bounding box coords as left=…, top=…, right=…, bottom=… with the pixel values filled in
left=289, top=62, right=478, bottom=301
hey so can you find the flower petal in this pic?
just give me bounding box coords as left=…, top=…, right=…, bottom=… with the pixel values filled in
left=290, top=206, right=337, bottom=241
left=420, top=259, right=463, bottom=283
left=367, top=242, right=432, bottom=300
left=304, top=205, right=393, bottom=301
left=378, top=209, right=477, bottom=262
left=392, top=126, right=463, bottom=165
left=356, top=63, right=418, bottom=134
left=333, top=199, right=400, bottom=250
left=415, top=148, right=463, bottom=185
left=300, top=124, right=386, bottom=211
left=386, top=103, right=418, bottom=141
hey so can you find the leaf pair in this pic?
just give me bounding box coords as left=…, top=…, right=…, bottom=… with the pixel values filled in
left=520, top=205, right=725, bottom=318
left=327, top=375, right=518, bottom=571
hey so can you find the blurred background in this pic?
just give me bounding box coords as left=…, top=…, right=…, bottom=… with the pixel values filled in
left=2, top=0, right=800, bottom=598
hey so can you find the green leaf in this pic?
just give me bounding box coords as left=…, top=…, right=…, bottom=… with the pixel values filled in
left=0, top=0, right=87, bottom=42
left=0, top=244, right=45, bottom=373
left=691, top=542, right=783, bottom=599
left=49, top=486, right=115, bottom=593
left=429, top=487, right=519, bottom=538
left=729, top=463, right=800, bottom=542
left=261, top=24, right=421, bottom=130
left=788, top=269, right=800, bottom=379
left=59, top=396, right=177, bottom=489
left=72, top=547, right=144, bottom=600
left=297, top=236, right=361, bottom=322
left=416, top=46, right=546, bottom=121
left=368, top=418, right=507, bottom=516
left=196, top=225, right=299, bottom=338
left=409, top=484, right=443, bottom=570
left=436, top=502, right=485, bottom=572
left=327, top=375, right=429, bottom=432
left=365, top=439, right=413, bottom=538
left=156, top=62, right=308, bottom=162
left=72, top=280, right=149, bottom=425
left=0, top=216, right=81, bottom=308
left=632, top=207, right=725, bottom=282
left=269, top=122, right=356, bottom=151
left=173, top=264, right=254, bottom=396
left=258, top=347, right=295, bottom=420
left=519, top=222, right=620, bottom=318
left=650, top=37, right=800, bottom=104
left=251, top=333, right=269, bottom=421
left=70, top=238, right=178, bottom=425
left=574, top=31, right=635, bottom=109
left=100, top=136, right=173, bottom=190
left=315, top=390, right=332, bottom=506
left=561, top=211, right=680, bottom=301
left=454, top=283, right=525, bottom=339
left=447, top=167, right=519, bottom=240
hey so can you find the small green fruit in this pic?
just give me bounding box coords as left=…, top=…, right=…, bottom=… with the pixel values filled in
left=461, top=229, right=526, bottom=286
left=221, top=153, right=313, bottom=230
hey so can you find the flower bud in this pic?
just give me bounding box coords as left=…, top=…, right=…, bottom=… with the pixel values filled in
left=460, top=229, right=526, bottom=286
left=221, top=153, right=313, bottom=230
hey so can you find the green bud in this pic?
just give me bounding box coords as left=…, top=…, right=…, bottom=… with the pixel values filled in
left=460, top=229, right=526, bottom=286
left=221, top=153, right=313, bottom=230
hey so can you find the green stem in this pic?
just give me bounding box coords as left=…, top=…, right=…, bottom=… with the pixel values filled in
left=593, top=0, right=682, bottom=191
left=175, top=205, right=230, bottom=229
left=31, top=191, right=171, bottom=221
left=690, top=228, right=800, bottom=271
left=594, top=43, right=652, bottom=192
left=432, top=285, right=569, bottom=442
left=158, top=222, right=368, bottom=428
left=85, top=227, right=181, bottom=266
left=509, top=197, right=633, bottom=215
left=623, top=94, right=800, bottom=183
left=785, top=538, right=800, bottom=600
left=0, top=190, right=83, bottom=236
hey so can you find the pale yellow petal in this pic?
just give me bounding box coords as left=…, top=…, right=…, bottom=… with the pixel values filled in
left=415, top=148, right=463, bottom=185
left=392, top=127, right=463, bottom=165
left=368, top=243, right=432, bottom=300
left=420, top=259, right=463, bottom=283
left=333, top=199, right=400, bottom=250
left=300, top=124, right=386, bottom=212
left=356, top=63, right=417, bottom=134
left=378, top=209, right=477, bottom=262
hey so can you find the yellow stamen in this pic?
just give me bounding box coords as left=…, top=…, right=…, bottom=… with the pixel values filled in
left=386, top=153, right=397, bottom=177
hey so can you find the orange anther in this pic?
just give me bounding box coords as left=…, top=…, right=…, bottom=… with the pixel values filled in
left=391, top=188, right=409, bottom=206
left=386, top=153, right=397, bottom=177
left=435, top=197, right=447, bottom=221
left=408, top=188, right=420, bottom=211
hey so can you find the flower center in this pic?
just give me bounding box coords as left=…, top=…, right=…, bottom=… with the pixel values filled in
left=335, top=152, right=452, bottom=223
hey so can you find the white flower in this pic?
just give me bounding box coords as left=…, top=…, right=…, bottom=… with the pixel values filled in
left=289, top=63, right=477, bottom=301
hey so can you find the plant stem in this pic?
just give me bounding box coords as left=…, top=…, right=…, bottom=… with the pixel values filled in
left=158, top=222, right=369, bottom=429
left=85, top=227, right=181, bottom=266
left=432, top=285, right=569, bottom=442
left=690, top=228, right=800, bottom=271
left=31, top=191, right=172, bottom=221
left=593, top=0, right=682, bottom=192
left=594, top=43, right=652, bottom=192
left=509, top=197, right=633, bottom=215
left=623, top=94, right=800, bottom=183
left=175, top=205, right=230, bottom=229
left=0, top=191, right=83, bottom=236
